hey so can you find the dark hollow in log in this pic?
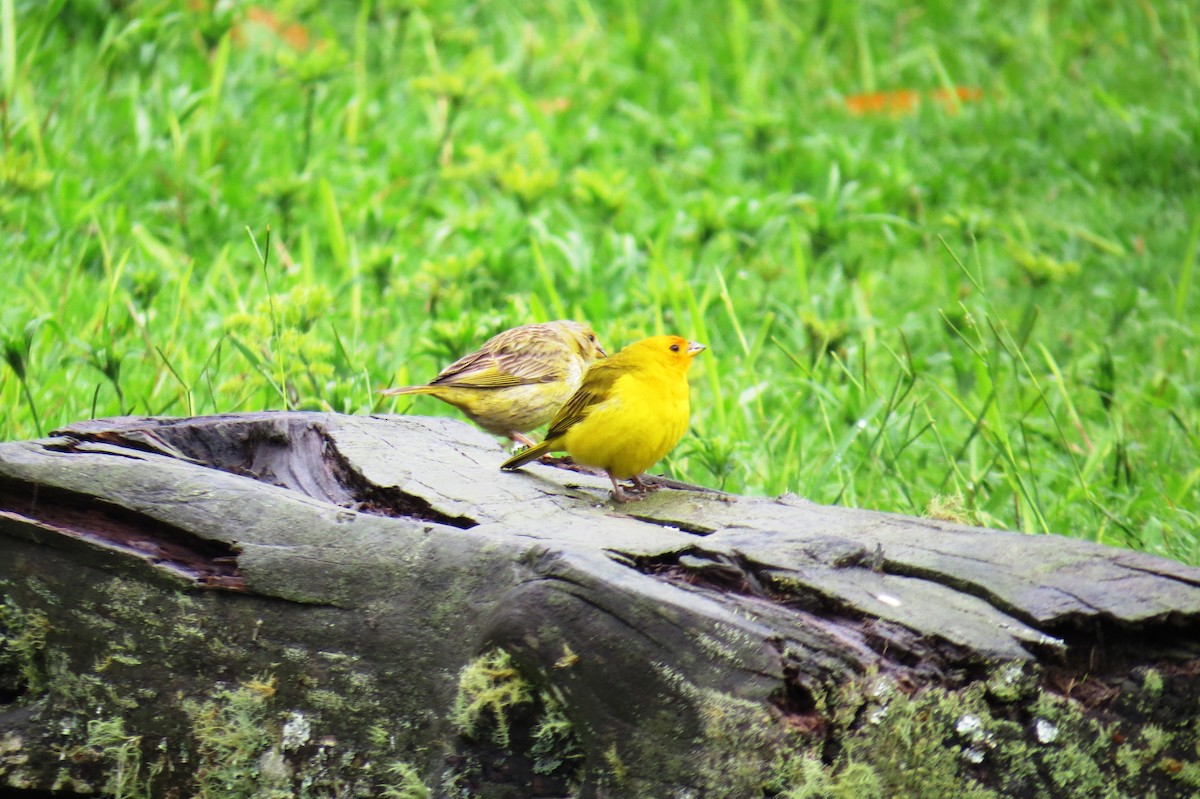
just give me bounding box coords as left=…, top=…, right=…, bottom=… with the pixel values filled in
left=1, top=411, right=1199, bottom=798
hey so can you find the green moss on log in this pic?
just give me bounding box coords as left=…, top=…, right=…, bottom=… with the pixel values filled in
left=0, top=587, right=50, bottom=698
left=764, top=665, right=1200, bottom=799
left=447, top=648, right=586, bottom=796
left=0, top=574, right=436, bottom=797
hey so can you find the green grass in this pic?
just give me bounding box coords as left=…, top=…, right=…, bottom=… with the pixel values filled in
left=1, top=0, right=1197, bottom=563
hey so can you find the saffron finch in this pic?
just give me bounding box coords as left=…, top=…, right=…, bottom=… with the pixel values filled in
left=380, top=321, right=607, bottom=446
left=500, top=335, right=705, bottom=502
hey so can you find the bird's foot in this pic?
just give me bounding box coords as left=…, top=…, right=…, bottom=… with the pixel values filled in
left=629, top=474, right=661, bottom=494
left=607, top=474, right=660, bottom=503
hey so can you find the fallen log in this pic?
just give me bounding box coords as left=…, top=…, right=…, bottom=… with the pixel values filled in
left=1, top=411, right=1198, bottom=798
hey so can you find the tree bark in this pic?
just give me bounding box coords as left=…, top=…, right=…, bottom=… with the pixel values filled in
left=1, top=411, right=1198, bottom=798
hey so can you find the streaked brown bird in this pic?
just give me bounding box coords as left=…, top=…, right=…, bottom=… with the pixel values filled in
left=380, top=320, right=606, bottom=446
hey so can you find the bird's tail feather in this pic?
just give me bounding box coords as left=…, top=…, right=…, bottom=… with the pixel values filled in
left=500, top=440, right=553, bottom=471
left=378, top=385, right=438, bottom=396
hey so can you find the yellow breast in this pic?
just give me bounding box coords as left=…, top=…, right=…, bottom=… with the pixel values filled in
left=562, top=366, right=690, bottom=479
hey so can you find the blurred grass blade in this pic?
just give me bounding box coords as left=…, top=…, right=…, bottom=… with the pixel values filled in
left=319, top=178, right=350, bottom=268
left=228, top=333, right=287, bottom=408
left=156, top=345, right=194, bottom=417
left=530, top=237, right=567, bottom=320
left=1, top=0, right=14, bottom=103
left=1176, top=212, right=1198, bottom=323
left=202, top=31, right=231, bottom=167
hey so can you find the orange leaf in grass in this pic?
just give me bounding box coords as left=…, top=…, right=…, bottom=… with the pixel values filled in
left=229, top=7, right=318, bottom=52
left=932, top=86, right=984, bottom=112
left=844, top=90, right=920, bottom=116
left=245, top=7, right=312, bottom=51
left=845, top=87, right=982, bottom=116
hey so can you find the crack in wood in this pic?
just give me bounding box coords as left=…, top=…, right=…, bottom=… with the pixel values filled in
left=871, top=552, right=1200, bottom=672
left=0, top=478, right=244, bottom=590
left=54, top=416, right=479, bottom=530
left=626, top=544, right=1197, bottom=721
left=625, top=514, right=716, bottom=535
left=1112, top=559, right=1200, bottom=589
left=322, top=441, right=478, bottom=530
left=874, top=551, right=1097, bottom=624
left=626, top=549, right=992, bottom=683
left=608, top=531, right=1200, bottom=713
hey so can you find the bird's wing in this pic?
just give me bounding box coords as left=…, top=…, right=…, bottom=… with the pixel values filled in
left=543, top=358, right=624, bottom=439
left=432, top=332, right=569, bottom=389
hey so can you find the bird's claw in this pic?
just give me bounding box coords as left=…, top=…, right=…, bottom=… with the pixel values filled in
left=608, top=474, right=660, bottom=503
left=629, top=474, right=661, bottom=494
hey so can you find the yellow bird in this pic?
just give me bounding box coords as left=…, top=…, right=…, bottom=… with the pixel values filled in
left=500, top=335, right=705, bottom=502
left=380, top=321, right=607, bottom=446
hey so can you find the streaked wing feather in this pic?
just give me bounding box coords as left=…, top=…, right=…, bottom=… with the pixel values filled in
left=493, top=345, right=570, bottom=383
left=430, top=329, right=570, bottom=389
left=544, top=359, right=624, bottom=439
left=432, top=365, right=530, bottom=388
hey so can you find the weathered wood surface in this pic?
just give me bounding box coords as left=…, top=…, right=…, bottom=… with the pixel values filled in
left=1, top=411, right=1199, bottom=798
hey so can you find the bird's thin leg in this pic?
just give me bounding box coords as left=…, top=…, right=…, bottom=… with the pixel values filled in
left=608, top=473, right=628, bottom=503
left=509, top=432, right=538, bottom=449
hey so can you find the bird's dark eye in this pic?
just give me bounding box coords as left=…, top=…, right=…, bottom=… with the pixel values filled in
left=669, top=343, right=680, bottom=352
